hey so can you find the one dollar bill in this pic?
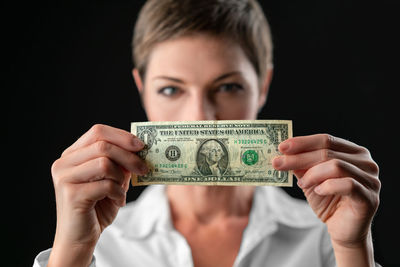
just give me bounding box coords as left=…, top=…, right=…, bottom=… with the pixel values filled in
left=131, top=120, right=292, bottom=186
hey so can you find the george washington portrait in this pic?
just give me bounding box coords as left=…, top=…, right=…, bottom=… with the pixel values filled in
left=196, top=139, right=229, bottom=176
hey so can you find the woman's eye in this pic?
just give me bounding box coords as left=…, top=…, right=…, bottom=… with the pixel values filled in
left=217, top=83, right=244, bottom=93
left=158, top=87, right=179, bottom=96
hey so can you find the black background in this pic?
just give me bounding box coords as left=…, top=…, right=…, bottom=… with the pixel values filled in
left=4, top=0, right=399, bottom=266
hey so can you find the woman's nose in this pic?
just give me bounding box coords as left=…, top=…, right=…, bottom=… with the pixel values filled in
left=185, top=90, right=216, bottom=121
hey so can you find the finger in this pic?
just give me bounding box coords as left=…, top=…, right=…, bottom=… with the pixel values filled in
left=120, top=168, right=132, bottom=193
left=62, top=124, right=144, bottom=156
left=279, top=134, right=366, bottom=155
left=298, top=159, right=380, bottom=191
left=273, top=148, right=378, bottom=174
left=122, top=175, right=130, bottom=193
left=294, top=169, right=307, bottom=179
left=313, top=177, right=369, bottom=198
left=60, top=140, right=148, bottom=175
left=57, top=157, right=126, bottom=185
left=76, top=179, right=126, bottom=207
left=273, top=149, right=330, bottom=171
left=313, top=177, right=380, bottom=218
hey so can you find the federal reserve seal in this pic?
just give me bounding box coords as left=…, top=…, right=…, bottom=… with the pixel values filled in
left=165, top=145, right=181, bottom=161
left=242, top=150, right=258, bottom=166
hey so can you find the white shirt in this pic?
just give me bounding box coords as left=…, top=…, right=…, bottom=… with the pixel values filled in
left=34, top=185, right=337, bottom=267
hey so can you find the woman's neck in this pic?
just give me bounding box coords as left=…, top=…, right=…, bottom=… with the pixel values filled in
left=167, top=185, right=255, bottom=224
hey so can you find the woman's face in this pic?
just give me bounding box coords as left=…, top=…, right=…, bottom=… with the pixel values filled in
left=133, top=34, right=271, bottom=121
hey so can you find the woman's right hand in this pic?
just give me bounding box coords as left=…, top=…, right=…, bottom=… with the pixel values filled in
left=48, top=124, right=148, bottom=267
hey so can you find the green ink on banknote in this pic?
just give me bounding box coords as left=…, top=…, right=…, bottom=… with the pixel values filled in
left=131, top=120, right=293, bottom=186
left=242, top=150, right=259, bottom=166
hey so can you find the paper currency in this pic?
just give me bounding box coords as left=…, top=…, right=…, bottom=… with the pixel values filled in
left=131, top=120, right=292, bottom=186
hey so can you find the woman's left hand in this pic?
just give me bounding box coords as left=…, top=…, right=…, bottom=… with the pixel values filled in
left=273, top=134, right=381, bottom=249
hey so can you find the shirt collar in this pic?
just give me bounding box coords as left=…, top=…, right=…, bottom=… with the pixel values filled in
left=235, top=186, right=321, bottom=265
left=114, top=185, right=172, bottom=239
left=115, top=185, right=320, bottom=239
left=254, top=186, right=321, bottom=229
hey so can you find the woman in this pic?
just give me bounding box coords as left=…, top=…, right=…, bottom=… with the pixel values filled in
left=34, top=0, right=381, bottom=266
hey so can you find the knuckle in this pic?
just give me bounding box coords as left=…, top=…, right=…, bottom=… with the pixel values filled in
left=330, top=158, right=344, bottom=171
left=95, top=140, right=111, bottom=155
left=357, top=145, right=370, bottom=155
left=51, top=159, right=61, bottom=176
left=321, top=149, right=334, bottom=161
left=370, top=177, right=381, bottom=192
left=372, top=191, right=380, bottom=210
left=90, top=124, right=105, bottom=137
left=323, top=134, right=335, bottom=148
left=346, top=178, right=358, bottom=192
left=51, top=159, right=63, bottom=186
left=366, top=160, right=380, bottom=175
left=97, top=156, right=112, bottom=174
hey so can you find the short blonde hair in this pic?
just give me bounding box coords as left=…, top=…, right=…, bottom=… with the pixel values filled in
left=132, top=0, right=273, bottom=87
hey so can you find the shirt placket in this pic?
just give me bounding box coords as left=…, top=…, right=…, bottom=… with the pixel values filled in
left=233, top=188, right=279, bottom=267
left=170, top=230, right=194, bottom=267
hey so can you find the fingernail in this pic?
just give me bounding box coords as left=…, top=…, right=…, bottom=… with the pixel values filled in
left=314, top=185, right=322, bottom=194
left=273, top=156, right=284, bottom=168
left=297, top=179, right=304, bottom=188
left=279, top=142, right=290, bottom=153
left=133, top=138, right=144, bottom=149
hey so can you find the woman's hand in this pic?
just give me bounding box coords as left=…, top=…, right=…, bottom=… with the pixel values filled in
left=48, top=124, right=148, bottom=267
left=273, top=134, right=380, bottom=266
